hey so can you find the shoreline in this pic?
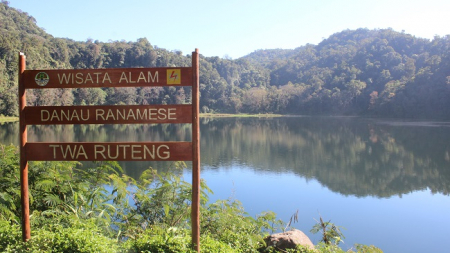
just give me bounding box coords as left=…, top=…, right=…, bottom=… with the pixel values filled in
left=200, top=113, right=284, bottom=118
left=2, top=113, right=449, bottom=122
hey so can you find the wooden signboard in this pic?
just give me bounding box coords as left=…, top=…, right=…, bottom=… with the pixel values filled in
left=23, top=105, right=193, bottom=125
left=18, top=49, right=201, bottom=251
left=23, top=67, right=192, bottom=89
left=25, top=142, right=193, bottom=161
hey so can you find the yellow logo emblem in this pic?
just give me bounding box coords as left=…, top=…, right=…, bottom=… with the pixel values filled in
left=167, top=69, right=181, bottom=85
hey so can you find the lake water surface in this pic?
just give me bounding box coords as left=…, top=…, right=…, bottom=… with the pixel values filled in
left=1, top=116, right=449, bottom=253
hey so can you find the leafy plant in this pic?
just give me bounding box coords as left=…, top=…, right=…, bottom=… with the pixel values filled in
left=352, top=244, right=383, bottom=253
left=0, top=144, right=20, bottom=220
left=311, top=215, right=345, bottom=246
left=0, top=219, right=22, bottom=252
left=114, top=162, right=212, bottom=240
left=201, top=199, right=283, bottom=252
left=2, top=219, right=118, bottom=253
left=125, top=226, right=197, bottom=253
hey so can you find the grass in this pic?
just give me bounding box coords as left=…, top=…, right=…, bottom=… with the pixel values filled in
left=0, top=116, right=18, bottom=123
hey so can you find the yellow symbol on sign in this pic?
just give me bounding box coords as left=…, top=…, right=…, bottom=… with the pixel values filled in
left=167, top=69, right=181, bottom=85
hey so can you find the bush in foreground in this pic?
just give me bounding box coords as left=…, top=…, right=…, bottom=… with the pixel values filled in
left=0, top=144, right=382, bottom=252
left=0, top=219, right=117, bottom=253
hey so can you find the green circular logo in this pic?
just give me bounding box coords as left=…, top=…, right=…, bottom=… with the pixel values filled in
left=35, top=72, right=49, bottom=86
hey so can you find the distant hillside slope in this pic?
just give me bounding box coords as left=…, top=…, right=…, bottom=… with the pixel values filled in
left=241, top=29, right=450, bottom=118
left=241, top=48, right=299, bottom=68
left=1, top=2, right=449, bottom=118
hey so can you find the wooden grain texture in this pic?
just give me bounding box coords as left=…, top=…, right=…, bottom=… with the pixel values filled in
left=23, top=105, right=193, bottom=125
left=18, top=52, right=30, bottom=241
left=191, top=48, right=201, bottom=252
left=25, top=142, right=193, bottom=161
left=23, top=67, right=192, bottom=89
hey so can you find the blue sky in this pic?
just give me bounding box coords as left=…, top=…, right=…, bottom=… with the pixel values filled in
left=8, top=0, right=450, bottom=59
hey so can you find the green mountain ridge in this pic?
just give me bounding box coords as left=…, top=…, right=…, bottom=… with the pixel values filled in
left=1, top=1, right=449, bottom=119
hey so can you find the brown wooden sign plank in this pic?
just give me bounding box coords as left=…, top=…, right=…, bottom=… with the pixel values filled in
left=23, top=67, right=192, bottom=89
left=23, top=105, right=192, bottom=125
left=26, top=142, right=192, bottom=161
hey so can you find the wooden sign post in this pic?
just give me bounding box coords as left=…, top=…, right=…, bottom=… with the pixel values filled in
left=18, top=52, right=30, bottom=242
left=18, top=49, right=201, bottom=251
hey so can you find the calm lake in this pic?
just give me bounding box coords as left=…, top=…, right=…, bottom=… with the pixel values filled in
left=1, top=116, right=450, bottom=253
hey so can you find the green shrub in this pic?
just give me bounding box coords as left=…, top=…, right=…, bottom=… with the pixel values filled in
left=0, top=219, right=22, bottom=252
left=124, top=226, right=241, bottom=253
left=352, top=244, right=384, bottom=253
left=1, top=219, right=118, bottom=253
left=0, top=145, right=21, bottom=221
left=125, top=227, right=196, bottom=253
left=201, top=199, right=283, bottom=252
left=200, top=235, right=236, bottom=252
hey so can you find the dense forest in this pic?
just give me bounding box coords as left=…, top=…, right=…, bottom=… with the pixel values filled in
left=1, top=1, right=449, bottom=119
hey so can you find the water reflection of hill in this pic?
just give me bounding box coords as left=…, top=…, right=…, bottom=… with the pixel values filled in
left=200, top=117, right=450, bottom=197
left=0, top=122, right=19, bottom=145
left=1, top=117, right=449, bottom=197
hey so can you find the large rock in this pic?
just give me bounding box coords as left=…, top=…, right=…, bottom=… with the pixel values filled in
left=264, top=229, right=315, bottom=251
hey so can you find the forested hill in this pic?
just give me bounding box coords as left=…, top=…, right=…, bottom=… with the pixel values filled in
left=1, top=2, right=449, bottom=119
